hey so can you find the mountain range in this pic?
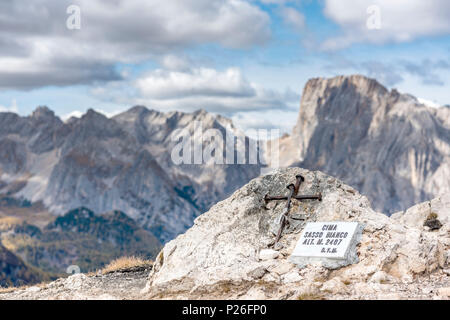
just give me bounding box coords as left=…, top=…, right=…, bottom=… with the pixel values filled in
left=0, top=106, right=261, bottom=243
left=0, top=74, right=449, bottom=285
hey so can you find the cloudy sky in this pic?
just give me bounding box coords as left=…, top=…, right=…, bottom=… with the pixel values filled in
left=0, top=0, right=450, bottom=133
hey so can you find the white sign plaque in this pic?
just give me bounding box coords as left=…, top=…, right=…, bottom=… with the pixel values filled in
left=289, top=221, right=364, bottom=269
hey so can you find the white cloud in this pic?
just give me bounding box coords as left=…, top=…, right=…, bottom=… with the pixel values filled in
left=87, top=64, right=301, bottom=132
left=159, top=55, right=192, bottom=72
left=61, top=109, right=121, bottom=122
left=0, top=0, right=271, bottom=89
left=417, top=98, right=442, bottom=109
left=0, top=99, right=19, bottom=113
left=322, top=0, right=450, bottom=49
left=258, top=0, right=297, bottom=4
left=132, top=66, right=299, bottom=113
left=135, top=68, right=256, bottom=100
left=61, top=110, right=84, bottom=121
left=95, top=109, right=123, bottom=119
left=88, top=63, right=301, bottom=132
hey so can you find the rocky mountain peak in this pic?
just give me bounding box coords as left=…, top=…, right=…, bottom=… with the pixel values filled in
left=82, top=108, right=108, bottom=121
left=67, top=108, right=129, bottom=144
left=128, top=105, right=150, bottom=113
left=302, top=75, right=388, bottom=101
left=0, top=104, right=261, bottom=246
left=124, top=105, right=156, bottom=117
left=191, top=108, right=220, bottom=127
left=28, top=106, right=62, bottom=132
left=192, top=108, right=208, bottom=117
left=31, top=106, right=57, bottom=120
left=281, top=74, right=450, bottom=214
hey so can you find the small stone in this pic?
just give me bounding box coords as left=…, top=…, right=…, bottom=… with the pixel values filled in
left=26, top=286, right=41, bottom=293
left=370, top=271, right=389, bottom=283
left=421, top=287, right=432, bottom=294
left=259, top=249, right=279, bottom=261
left=401, top=275, right=413, bottom=284
left=247, top=267, right=267, bottom=279
left=291, top=213, right=307, bottom=220
left=270, top=261, right=294, bottom=276
left=423, top=213, right=442, bottom=230
left=264, top=239, right=276, bottom=247
left=273, top=242, right=284, bottom=251
left=262, top=272, right=281, bottom=284
left=282, top=271, right=302, bottom=284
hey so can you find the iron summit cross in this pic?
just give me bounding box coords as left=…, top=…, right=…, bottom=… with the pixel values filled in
left=264, top=174, right=322, bottom=244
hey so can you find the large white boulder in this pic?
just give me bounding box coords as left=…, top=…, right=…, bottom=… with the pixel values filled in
left=143, top=168, right=449, bottom=299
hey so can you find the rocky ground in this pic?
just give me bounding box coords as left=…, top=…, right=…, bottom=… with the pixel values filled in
left=0, top=266, right=151, bottom=300
left=1, top=167, right=449, bottom=300
left=1, top=264, right=448, bottom=300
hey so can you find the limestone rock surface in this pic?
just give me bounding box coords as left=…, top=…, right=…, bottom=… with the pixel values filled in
left=142, top=167, right=450, bottom=299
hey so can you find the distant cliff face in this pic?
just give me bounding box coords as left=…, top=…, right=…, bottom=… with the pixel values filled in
left=0, top=107, right=262, bottom=242
left=281, top=75, right=450, bottom=213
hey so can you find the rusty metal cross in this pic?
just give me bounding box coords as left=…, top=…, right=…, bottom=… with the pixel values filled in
left=264, top=174, right=322, bottom=244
